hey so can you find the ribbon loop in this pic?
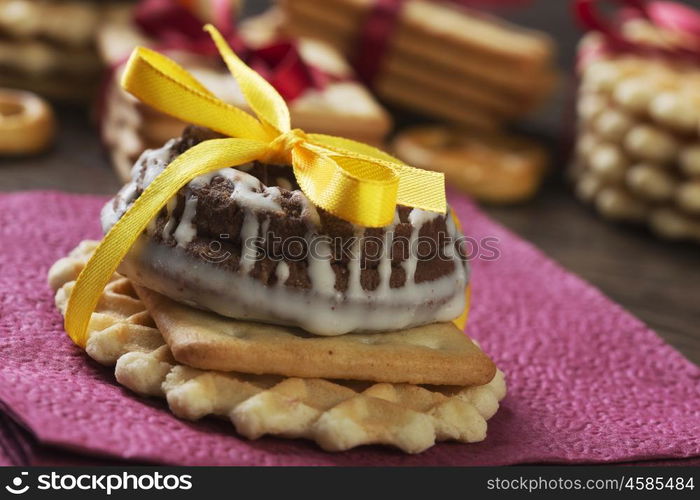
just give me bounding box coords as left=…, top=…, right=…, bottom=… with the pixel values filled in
left=309, top=133, right=408, bottom=164
left=292, top=146, right=400, bottom=228
left=308, top=134, right=447, bottom=213
left=205, top=24, right=291, bottom=135
left=121, top=47, right=269, bottom=141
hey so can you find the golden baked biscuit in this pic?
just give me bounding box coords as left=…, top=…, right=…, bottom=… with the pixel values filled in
left=136, top=286, right=493, bottom=387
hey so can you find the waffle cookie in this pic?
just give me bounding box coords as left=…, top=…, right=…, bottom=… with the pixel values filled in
left=573, top=22, right=700, bottom=242
left=48, top=241, right=506, bottom=454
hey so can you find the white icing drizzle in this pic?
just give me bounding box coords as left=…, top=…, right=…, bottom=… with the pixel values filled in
left=275, top=261, right=290, bottom=284
left=232, top=176, right=281, bottom=213
left=161, top=198, right=178, bottom=242
left=146, top=217, right=157, bottom=234
left=173, top=197, right=198, bottom=248
left=291, top=190, right=321, bottom=228
left=266, top=186, right=283, bottom=204
left=443, top=209, right=457, bottom=260
left=408, top=207, right=440, bottom=227
left=100, top=182, right=136, bottom=233
left=100, top=141, right=177, bottom=234
left=260, top=216, right=270, bottom=239
left=403, top=224, right=419, bottom=285
left=401, top=208, right=441, bottom=286
left=188, top=166, right=239, bottom=188
left=306, top=232, right=337, bottom=298
left=188, top=166, right=282, bottom=212
left=376, top=212, right=400, bottom=296
left=141, top=141, right=176, bottom=187
left=239, top=212, right=259, bottom=273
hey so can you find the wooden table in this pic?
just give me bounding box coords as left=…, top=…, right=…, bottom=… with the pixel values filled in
left=1, top=104, right=698, bottom=365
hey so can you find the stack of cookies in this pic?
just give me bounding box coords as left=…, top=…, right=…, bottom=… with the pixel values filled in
left=98, top=7, right=392, bottom=182
left=0, top=0, right=130, bottom=100
left=280, top=0, right=557, bottom=131
left=573, top=22, right=700, bottom=242
left=48, top=124, right=507, bottom=453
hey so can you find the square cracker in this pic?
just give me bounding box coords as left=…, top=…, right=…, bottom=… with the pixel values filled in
left=134, top=286, right=496, bottom=387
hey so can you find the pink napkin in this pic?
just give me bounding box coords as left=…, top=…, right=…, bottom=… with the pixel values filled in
left=0, top=190, right=698, bottom=466
left=0, top=408, right=129, bottom=466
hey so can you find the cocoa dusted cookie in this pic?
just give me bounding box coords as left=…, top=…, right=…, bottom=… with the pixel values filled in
left=103, top=126, right=471, bottom=336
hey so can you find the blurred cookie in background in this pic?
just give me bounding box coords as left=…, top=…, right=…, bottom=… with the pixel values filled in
left=280, top=0, right=558, bottom=132
left=0, top=87, right=55, bottom=155
left=0, top=0, right=134, bottom=102
left=572, top=14, right=700, bottom=243
left=393, top=125, right=548, bottom=204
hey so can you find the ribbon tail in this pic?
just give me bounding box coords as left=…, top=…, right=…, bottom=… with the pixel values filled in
left=64, top=138, right=268, bottom=347
left=453, top=285, right=471, bottom=331
left=308, top=134, right=447, bottom=215
left=393, top=163, right=446, bottom=214
left=450, top=211, right=469, bottom=331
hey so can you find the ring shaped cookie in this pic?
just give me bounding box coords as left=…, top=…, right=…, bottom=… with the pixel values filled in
left=0, top=89, right=55, bottom=156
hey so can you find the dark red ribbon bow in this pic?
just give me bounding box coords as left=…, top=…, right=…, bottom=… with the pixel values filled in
left=353, top=0, right=532, bottom=85
left=574, top=0, right=700, bottom=64
left=133, top=0, right=325, bottom=101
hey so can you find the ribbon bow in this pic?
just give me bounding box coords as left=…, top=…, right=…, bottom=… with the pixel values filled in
left=64, top=25, right=446, bottom=348
left=354, top=0, right=532, bottom=84
left=134, top=0, right=237, bottom=55
left=575, top=0, right=700, bottom=64
left=133, top=0, right=324, bottom=101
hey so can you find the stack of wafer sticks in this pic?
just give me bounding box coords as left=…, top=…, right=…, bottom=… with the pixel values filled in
left=281, top=0, right=558, bottom=131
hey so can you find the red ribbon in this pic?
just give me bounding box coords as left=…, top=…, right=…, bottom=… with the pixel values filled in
left=353, top=0, right=532, bottom=85
left=574, top=0, right=700, bottom=64
left=133, top=0, right=324, bottom=101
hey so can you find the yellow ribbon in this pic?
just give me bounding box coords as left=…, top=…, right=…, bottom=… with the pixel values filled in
left=64, top=25, right=449, bottom=347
